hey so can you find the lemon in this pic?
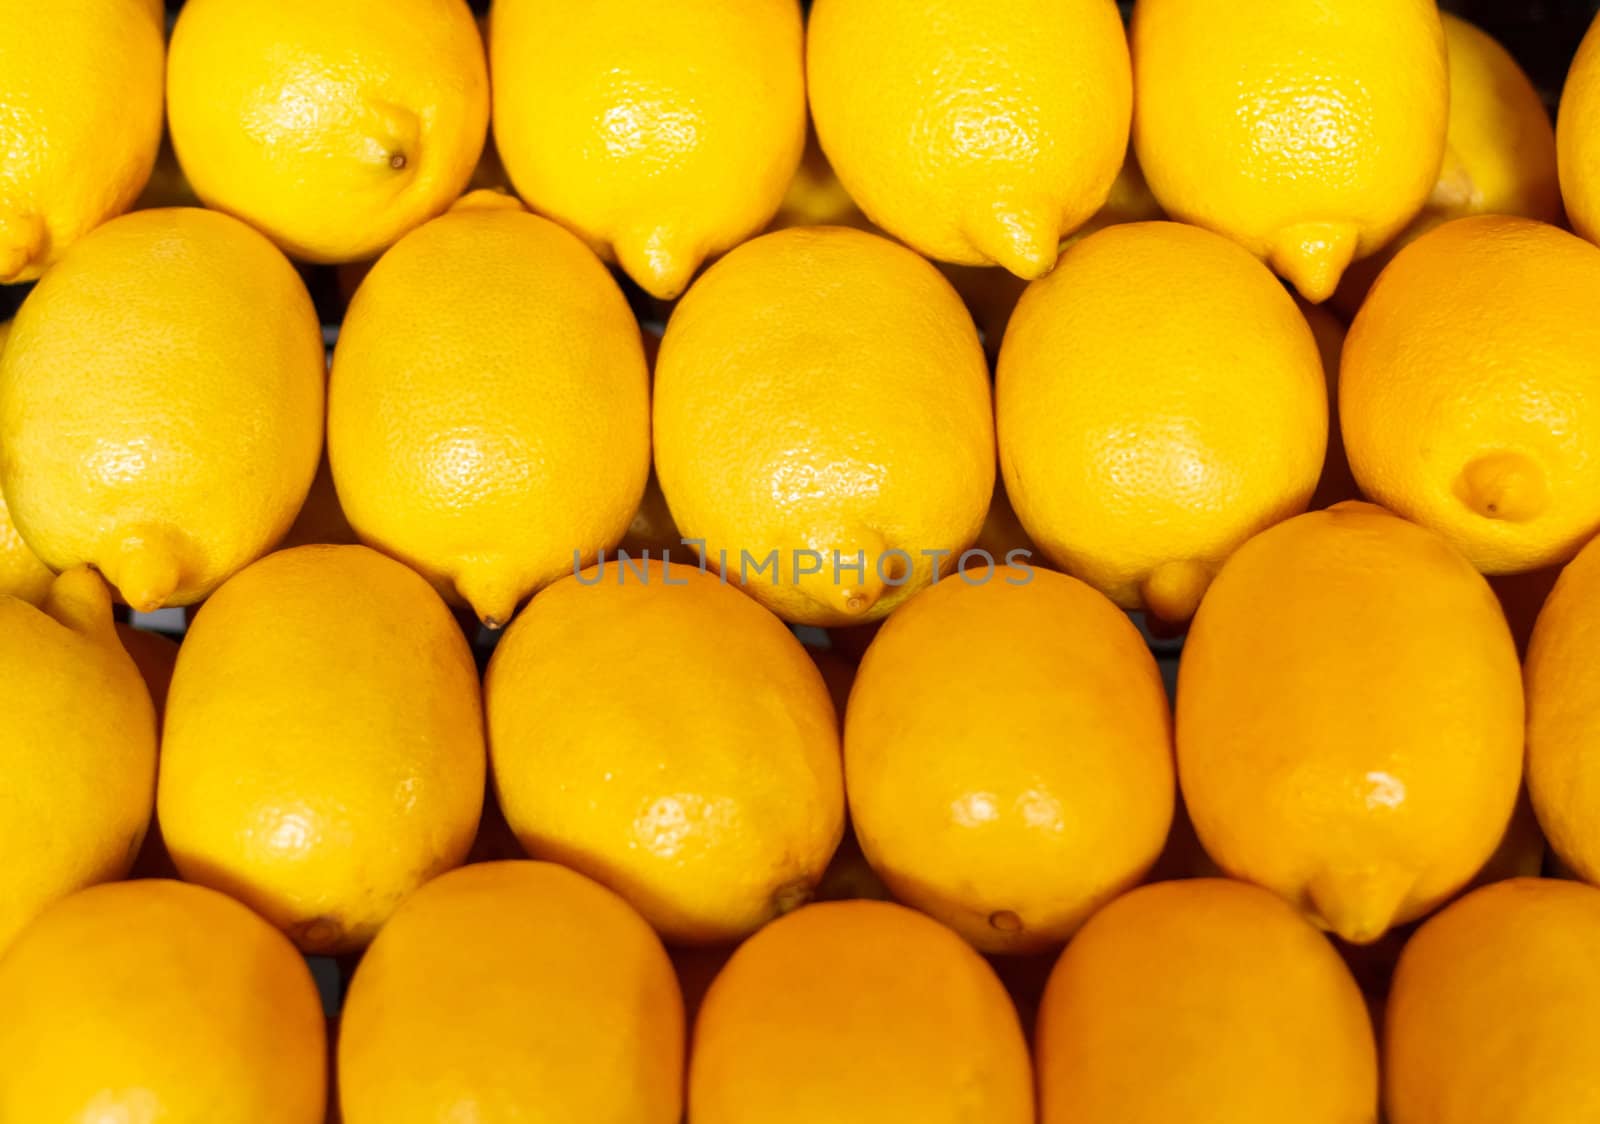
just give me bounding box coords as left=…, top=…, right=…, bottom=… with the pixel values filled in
left=0, top=319, right=51, bottom=606
left=807, top=0, right=1130, bottom=278
left=486, top=560, right=843, bottom=944
left=1176, top=502, right=1523, bottom=943
left=654, top=226, right=993, bottom=626
left=1527, top=532, right=1600, bottom=884
left=1334, top=13, right=1563, bottom=314
left=0, top=0, right=164, bottom=281
left=1037, top=880, right=1377, bottom=1124
left=0, top=208, right=325, bottom=611
left=1342, top=215, right=1600, bottom=573
left=1132, top=0, right=1448, bottom=301
left=1560, top=11, right=1600, bottom=245
left=0, top=880, right=325, bottom=1123
left=340, top=861, right=684, bottom=1124
left=997, top=221, right=1327, bottom=622
left=1386, top=878, right=1600, bottom=1123
left=329, top=193, right=651, bottom=627
left=846, top=566, right=1174, bottom=953
left=491, top=0, right=805, bottom=299
left=0, top=568, right=156, bottom=953
left=168, top=0, right=489, bottom=263
left=1300, top=300, right=1361, bottom=509
left=158, top=545, right=485, bottom=954
left=689, top=900, right=1033, bottom=1124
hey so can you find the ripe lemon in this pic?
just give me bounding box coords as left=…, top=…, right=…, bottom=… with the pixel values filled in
left=654, top=226, right=993, bottom=626
left=1527, top=532, right=1600, bottom=883
left=0, top=0, right=163, bottom=282
left=168, top=0, right=488, bottom=263
left=807, top=0, right=1130, bottom=278
left=329, top=194, right=651, bottom=627
left=1334, top=14, right=1562, bottom=315
left=845, top=566, right=1174, bottom=953
left=1386, top=878, right=1600, bottom=1123
left=0, top=880, right=325, bottom=1123
left=158, top=545, right=485, bottom=954
left=1176, top=502, right=1523, bottom=943
left=997, top=221, right=1327, bottom=622
left=1037, top=880, right=1377, bottom=1124
left=0, top=208, right=325, bottom=611
left=491, top=0, right=804, bottom=299
left=0, top=568, right=156, bottom=952
left=0, top=319, right=52, bottom=606
left=487, top=559, right=843, bottom=944
left=1560, top=12, right=1600, bottom=244
left=1342, top=215, right=1600, bottom=573
left=340, top=861, right=683, bottom=1124
left=1132, top=0, right=1448, bottom=302
left=689, top=899, right=1033, bottom=1124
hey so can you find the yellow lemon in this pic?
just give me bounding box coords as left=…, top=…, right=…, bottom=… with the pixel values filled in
left=846, top=566, right=1174, bottom=953
left=491, top=0, right=805, bottom=299
left=1560, top=12, right=1600, bottom=244
left=1386, top=878, right=1600, bottom=1124
left=0, top=879, right=326, bottom=1124
left=807, top=0, right=1130, bottom=278
left=654, top=226, right=993, bottom=626
left=997, top=221, right=1327, bottom=622
left=340, top=861, right=684, bottom=1124
left=1527, top=532, right=1600, bottom=883
left=486, top=560, right=843, bottom=944
left=329, top=194, right=651, bottom=627
left=0, top=318, right=51, bottom=606
left=1176, top=502, right=1524, bottom=943
left=0, top=208, right=325, bottom=611
left=0, top=0, right=163, bottom=282
left=1342, top=215, right=1600, bottom=573
left=168, top=0, right=488, bottom=263
left=1038, top=879, right=1377, bottom=1124
left=158, top=545, right=485, bottom=954
left=1334, top=13, right=1563, bottom=315
left=1132, top=0, right=1448, bottom=302
left=0, top=568, right=156, bottom=953
left=690, top=899, right=1033, bottom=1124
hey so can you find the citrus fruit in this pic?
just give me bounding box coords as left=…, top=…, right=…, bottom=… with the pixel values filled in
left=0, top=879, right=325, bottom=1123
left=0, top=207, right=325, bottom=611
left=491, top=0, right=805, bottom=299
left=486, top=559, right=843, bottom=944
left=1386, top=878, right=1600, bottom=1124
left=1176, top=502, right=1524, bottom=943
left=1334, top=13, right=1562, bottom=314
left=997, top=221, right=1326, bottom=622
left=1341, top=215, right=1600, bottom=573
left=1559, top=11, right=1600, bottom=244
left=689, top=899, right=1033, bottom=1124
left=329, top=193, right=651, bottom=627
left=1132, top=0, right=1448, bottom=301
left=339, top=861, right=683, bottom=1124
left=0, top=0, right=164, bottom=281
left=168, top=0, right=489, bottom=262
left=1301, top=300, right=1360, bottom=509
left=1037, top=879, right=1377, bottom=1124
left=654, top=226, right=993, bottom=626
left=0, top=567, right=156, bottom=952
left=1526, top=532, right=1600, bottom=883
left=807, top=0, right=1130, bottom=278
left=0, top=321, right=51, bottom=605
left=158, top=545, right=485, bottom=954
left=845, top=566, right=1174, bottom=953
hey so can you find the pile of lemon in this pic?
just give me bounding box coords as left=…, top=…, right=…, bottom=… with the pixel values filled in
left=7, top=0, right=1600, bottom=1121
